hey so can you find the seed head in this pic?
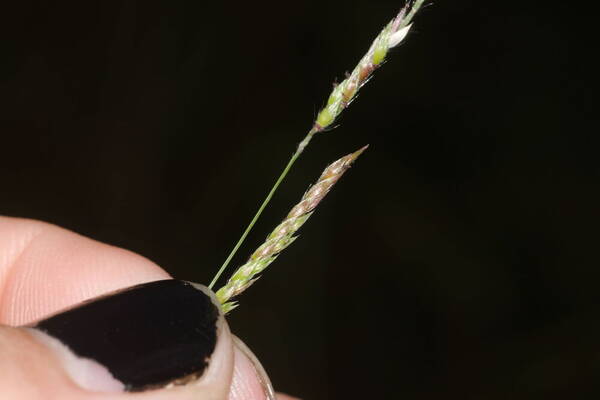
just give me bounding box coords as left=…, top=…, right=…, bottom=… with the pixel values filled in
left=216, top=146, right=368, bottom=312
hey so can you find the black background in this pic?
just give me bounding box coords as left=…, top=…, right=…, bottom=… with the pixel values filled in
left=2, top=1, right=599, bottom=398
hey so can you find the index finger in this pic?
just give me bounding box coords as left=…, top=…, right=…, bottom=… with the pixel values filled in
left=0, top=216, right=170, bottom=325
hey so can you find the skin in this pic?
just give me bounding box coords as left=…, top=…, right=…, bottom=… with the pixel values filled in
left=0, top=216, right=299, bottom=400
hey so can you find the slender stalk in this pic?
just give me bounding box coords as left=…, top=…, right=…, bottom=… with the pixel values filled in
left=208, top=127, right=319, bottom=290
left=208, top=151, right=301, bottom=289
left=209, top=1, right=425, bottom=289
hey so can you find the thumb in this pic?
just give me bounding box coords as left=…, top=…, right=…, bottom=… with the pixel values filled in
left=0, top=324, right=85, bottom=399
left=1, top=280, right=236, bottom=400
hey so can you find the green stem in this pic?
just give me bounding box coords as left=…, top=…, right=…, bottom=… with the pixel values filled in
left=208, top=131, right=316, bottom=289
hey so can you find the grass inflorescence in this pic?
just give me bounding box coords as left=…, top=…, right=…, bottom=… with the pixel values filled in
left=210, top=1, right=427, bottom=312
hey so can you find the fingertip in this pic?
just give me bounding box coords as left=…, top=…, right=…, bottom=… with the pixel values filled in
left=34, top=281, right=236, bottom=399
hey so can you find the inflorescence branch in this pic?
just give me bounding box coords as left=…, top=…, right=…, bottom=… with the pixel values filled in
left=216, top=146, right=368, bottom=313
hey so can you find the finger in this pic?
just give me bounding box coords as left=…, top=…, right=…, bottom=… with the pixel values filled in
left=0, top=217, right=276, bottom=399
left=1, top=281, right=237, bottom=399
left=0, top=317, right=235, bottom=400
left=0, top=216, right=169, bottom=325
left=229, top=336, right=276, bottom=400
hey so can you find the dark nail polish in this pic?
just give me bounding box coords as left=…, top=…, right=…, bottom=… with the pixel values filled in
left=33, top=279, right=219, bottom=392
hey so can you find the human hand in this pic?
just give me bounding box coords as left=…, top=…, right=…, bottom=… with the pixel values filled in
left=0, top=216, right=298, bottom=400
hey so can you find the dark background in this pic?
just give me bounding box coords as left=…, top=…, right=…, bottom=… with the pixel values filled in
left=2, top=0, right=599, bottom=398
